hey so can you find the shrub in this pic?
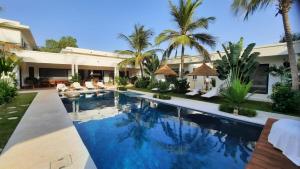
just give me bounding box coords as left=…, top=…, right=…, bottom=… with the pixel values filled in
left=239, top=108, right=257, bottom=117
left=153, top=93, right=171, bottom=100
left=70, top=73, right=81, bottom=83
left=115, top=76, right=128, bottom=86
left=134, top=77, right=150, bottom=88
left=219, top=104, right=234, bottom=113
left=221, top=79, right=252, bottom=110
left=0, top=79, right=17, bottom=105
left=271, top=83, right=300, bottom=113
left=158, top=81, right=170, bottom=93
left=147, top=80, right=159, bottom=90
left=219, top=104, right=256, bottom=117
left=173, top=78, right=190, bottom=93
left=117, top=86, right=127, bottom=91
left=211, top=78, right=216, bottom=87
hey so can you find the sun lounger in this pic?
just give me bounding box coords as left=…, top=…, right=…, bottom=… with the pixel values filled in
left=72, top=82, right=84, bottom=90
left=201, top=87, right=219, bottom=98
left=185, top=88, right=200, bottom=96
left=85, top=81, right=95, bottom=90
left=56, top=83, right=68, bottom=92
left=97, top=82, right=105, bottom=89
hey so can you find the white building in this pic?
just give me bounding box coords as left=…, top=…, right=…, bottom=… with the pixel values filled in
left=0, top=18, right=136, bottom=88
left=167, top=41, right=300, bottom=102
left=1, top=18, right=299, bottom=102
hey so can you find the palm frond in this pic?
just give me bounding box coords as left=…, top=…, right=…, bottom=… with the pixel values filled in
left=231, top=0, right=275, bottom=19
left=192, top=33, right=217, bottom=48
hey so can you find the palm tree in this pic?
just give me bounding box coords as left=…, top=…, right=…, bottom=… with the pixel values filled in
left=116, top=25, right=158, bottom=78
left=155, top=0, right=216, bottom=78
left=143, top=54, right=160, bottom=79
left=231, top=0, right=299, bottom=90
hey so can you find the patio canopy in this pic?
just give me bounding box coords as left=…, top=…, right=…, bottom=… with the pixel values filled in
left=188, top=63, right=217, bottom=76
left=154, top=64, right=178, bottom=76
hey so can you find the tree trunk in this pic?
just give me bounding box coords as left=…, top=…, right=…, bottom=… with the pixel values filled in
left=139, top=62, right=144, bottom=78
left=180, top=45, right=185, bottom=79
left=281, top=9, right=299, bottom=90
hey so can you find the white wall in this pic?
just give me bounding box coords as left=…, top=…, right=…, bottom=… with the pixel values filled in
left=0, top=28, right=21, bottom=44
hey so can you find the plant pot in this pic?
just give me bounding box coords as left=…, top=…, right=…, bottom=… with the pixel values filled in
left=233, top=108, right=239, bottom=115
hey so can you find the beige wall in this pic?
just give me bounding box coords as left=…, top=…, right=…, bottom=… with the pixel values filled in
left=0, top=27, right=21, bottom=44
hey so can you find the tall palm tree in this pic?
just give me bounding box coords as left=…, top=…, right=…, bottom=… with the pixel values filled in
left=155, top=0, right=216, bottom=78
left=116, top=25, right=157, bottom=78
left=231, top=0, right=299, bottom=90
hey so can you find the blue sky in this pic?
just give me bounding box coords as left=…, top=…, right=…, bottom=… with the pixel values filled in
left=1, top=0, right=299, bottom=55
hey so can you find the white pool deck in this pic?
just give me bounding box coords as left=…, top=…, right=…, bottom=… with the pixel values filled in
left=127, top=89, right=300, bottom=125
left=0, top=89, right=96, bottom=169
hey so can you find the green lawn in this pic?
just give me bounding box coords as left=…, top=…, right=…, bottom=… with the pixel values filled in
left=0, top=92, right=37, bottom=152
left=127, top=87, right=274, bottom=112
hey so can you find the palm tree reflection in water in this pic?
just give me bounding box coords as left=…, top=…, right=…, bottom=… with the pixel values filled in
left=115, top=97, right=260, bottom=167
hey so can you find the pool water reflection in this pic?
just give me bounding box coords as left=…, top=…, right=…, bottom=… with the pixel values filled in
left=61, top=91, right=262, bottom=169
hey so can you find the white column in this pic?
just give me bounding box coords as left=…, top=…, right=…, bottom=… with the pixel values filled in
left=179, top=63, right=182, bottom=78
left=14, top=66, right=20, bottom=89
left=114, top=66, right=119, bottom=78
left=71, top=64, right=75, bottom=76
left=75, top=64, right=79, bottom=74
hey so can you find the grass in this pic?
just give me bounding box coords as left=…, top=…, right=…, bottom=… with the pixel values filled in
left=127, top=87, right=274, bottom=112
left=0, top=92, right=37, bottom=151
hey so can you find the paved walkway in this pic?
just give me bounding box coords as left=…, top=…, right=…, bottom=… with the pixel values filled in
left=0, top=90, right=96, bottom=169
left=128, top=90, right=300, bottom=125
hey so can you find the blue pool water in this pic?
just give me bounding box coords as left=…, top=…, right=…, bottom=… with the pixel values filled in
left=61, top=91, right=262, bottom=169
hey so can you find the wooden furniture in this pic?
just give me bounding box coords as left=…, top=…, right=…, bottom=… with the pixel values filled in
left=247, top=118, right=300, bottom=169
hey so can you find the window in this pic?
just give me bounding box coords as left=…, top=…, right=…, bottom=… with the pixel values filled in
left=39, top=68, right=69, bottom=77
left=250, top=64, right=269, bottom=94
left=29, top=67, right=34, bottom=78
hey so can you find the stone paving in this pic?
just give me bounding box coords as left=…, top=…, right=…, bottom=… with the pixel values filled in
left=0, top=89, right=96, bottom=169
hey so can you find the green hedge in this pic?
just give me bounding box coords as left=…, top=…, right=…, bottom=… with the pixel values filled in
left=219, top=104, right=256, bottom=117
left=153, top=93, right=171, bottom=100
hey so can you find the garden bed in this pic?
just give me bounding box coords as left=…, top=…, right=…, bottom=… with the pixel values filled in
left=127, top=87, right=277, bottom=114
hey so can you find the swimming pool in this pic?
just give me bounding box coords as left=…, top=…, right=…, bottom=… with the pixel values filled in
left=61, top=91, right=262, bottom=169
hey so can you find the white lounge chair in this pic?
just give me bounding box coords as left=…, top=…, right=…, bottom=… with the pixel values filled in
left=85, top=81, right=95, bottom=90
left=185, top=88, right=201, bottom=96
left=97, top=82, right=105, bottom=89
left=151, top=88, right=159, bottom=92
left=201, top=87, right=219, bottom=98
left=56, top=83, right=68, bottom=92
left=72, top=82, right=84, bottom=90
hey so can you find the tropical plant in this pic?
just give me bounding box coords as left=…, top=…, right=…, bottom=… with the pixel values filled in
left=231, top=0, right=299, bottom=90
left=40, top=36, right=78, bottom=53
left=0, top=79, right=17, bottom=104
left=147, top=79, right=159, bottom=90
left=143, top=54, right=160, bottom=79
left=70, top=73, right=81, bottom=83
left=155, top=0, right=216, bottom=78
left=134, top=77, right=150, bottom=88
left=0, top=50, right=22, bottom=75
left=270, top=83, right=300, bottom=113
left=221, top=79, right=252, bottom=112
left=116, top=25, right=159, bottom=78
left=269, top=63, right=291, bottom=84
left=279, top=32, right=300, bottom=43
left=158, top=81, right=171, bottom=93
left=215, top=38, right=259, bottom=83
left=115, top=76, right=128, bottom=86
left=173, top=78, right=190, bottom=93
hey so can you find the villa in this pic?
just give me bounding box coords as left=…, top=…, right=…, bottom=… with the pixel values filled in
left=1, top=18, right=299, bottom=102
left=0, top=17, right=300, bottom=169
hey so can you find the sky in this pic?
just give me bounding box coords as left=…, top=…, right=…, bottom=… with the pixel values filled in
left=0, top=0, right=299, bottom=56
